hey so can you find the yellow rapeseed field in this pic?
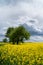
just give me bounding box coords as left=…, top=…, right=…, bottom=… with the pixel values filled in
left=0, top=42, right=43, bottom=65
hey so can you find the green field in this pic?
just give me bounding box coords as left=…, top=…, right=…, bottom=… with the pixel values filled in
left=0, top=42, right=43, bottom=65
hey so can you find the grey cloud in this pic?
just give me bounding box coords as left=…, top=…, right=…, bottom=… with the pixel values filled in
left=23, top=23, right=42, bottom=36
left=0, top=0, right=43, bottom=42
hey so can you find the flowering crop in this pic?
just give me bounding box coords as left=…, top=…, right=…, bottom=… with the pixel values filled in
left=0, top=42, right=43, bottom=65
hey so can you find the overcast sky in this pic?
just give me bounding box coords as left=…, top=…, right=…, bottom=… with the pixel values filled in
left=0, top=0, right=43, bottom=41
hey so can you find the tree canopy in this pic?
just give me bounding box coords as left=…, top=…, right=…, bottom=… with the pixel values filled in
left=5, top=26, right=30, bottom=44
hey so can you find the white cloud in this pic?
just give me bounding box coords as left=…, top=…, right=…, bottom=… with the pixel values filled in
left=29, top=35, right=43, bottom=42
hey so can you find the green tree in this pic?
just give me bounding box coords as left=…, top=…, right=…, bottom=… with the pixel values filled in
left=3, top=38, right=7, bottom=42
left=9, top=26, right=30, bottom=44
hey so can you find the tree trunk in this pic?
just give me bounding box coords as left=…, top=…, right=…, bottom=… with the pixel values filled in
left=17, top=41, right=19, bottom=44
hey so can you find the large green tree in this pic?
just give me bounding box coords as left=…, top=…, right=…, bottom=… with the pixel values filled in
left=5, top=26, right=30, bottom=44
left=10, top=26, right=30, bottom=44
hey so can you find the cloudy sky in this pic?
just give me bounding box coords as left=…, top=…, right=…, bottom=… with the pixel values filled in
left=0, top=0, right=43, bottom=41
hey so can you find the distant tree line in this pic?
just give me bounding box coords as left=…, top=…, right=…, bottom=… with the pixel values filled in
left=3, top=26, right=30, bottom=44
